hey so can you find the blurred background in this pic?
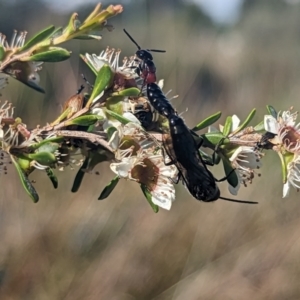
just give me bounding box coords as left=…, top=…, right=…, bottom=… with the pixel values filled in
left=1, top=0, right=300, bottom=299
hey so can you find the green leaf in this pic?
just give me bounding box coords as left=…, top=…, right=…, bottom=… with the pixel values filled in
left=14, top=76, right=45, bottom=93
left=111, top=87, right=141, bottom=97
left=201, top=132, right=227, bottom=149
left=106, top=126, right=118, bottom=141
left=192, top=111, right=222, bottom=132
left=35, top=142, right=59, bottom=154
left=87, top=150, right=108, bottom=171
left=0, top=45, right=5, bottom=61
left=24, top=47, right=70, bottom=62
left=266, top=105, right=277, bottom=119
left=27, top=152, right=56, bottom=166
left=140, top=184, right=159, bottom=213
left=50, top=26, right=63, bottom=39
left=87, top=64, right=114, bottom=107
left=71, top=157, right=89, bottom=193
left=84, top=3, right=102, bottom=24
left=46, top=168, right=58, bottom=189
left=11, top=156, right=39, bottom=203
left=30, top=137, right=64, bottom=151
left=223, top=116, right=233, bottom=136
left=98, top=176, right=119, bottom=200
left=199, top=149, right=214, bottom=165
left=65, top=114, right=104, bottom=126
left=231, top=109, right=256, bottom=135
left=221, top=156, right=238, bottom=188
left=105, top=109, right=131, bottom=125
left=280, top=152, right=289, bottom=184
left=254, top=120, right=265, bottom=132
left=20, top=25, right=56, bottom=52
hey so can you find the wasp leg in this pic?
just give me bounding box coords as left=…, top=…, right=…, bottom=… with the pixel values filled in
left=161, top=146, right=177, bottom=166
left=214, top=168, right=236, bottom=182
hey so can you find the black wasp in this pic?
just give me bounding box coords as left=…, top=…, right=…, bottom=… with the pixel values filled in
left=147, top=82, right=258, bottom=204
left=123, top=29, right=165, bottom=87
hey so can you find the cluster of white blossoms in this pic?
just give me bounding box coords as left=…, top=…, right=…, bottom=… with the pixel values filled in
left=85, top=48, right=177, bottom=210
left=108, top=121, right=177, bottom=210
left=264, top=109, right=300, bottom=197
left=210, top=114, right=263, bottom=195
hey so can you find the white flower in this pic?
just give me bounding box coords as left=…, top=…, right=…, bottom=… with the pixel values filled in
left=283, top=154, right=300, bottom=198
left=219, top=114, right=240, bottom=134
left=0, top=30, right=27, bottom=50
left=85, top=47, right=138, bottom=78
left=264, top=109, right=300, bottom=153
left=228, top=146, right=262, bottom=195
left=110, top=153, right=177, bottom=210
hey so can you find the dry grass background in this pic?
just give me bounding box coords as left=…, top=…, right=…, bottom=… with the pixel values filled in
left=1, top=0, right=300, bottom=299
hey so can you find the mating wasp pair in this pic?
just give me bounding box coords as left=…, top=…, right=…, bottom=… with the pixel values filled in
left=124, top=30, right=256, bottom=204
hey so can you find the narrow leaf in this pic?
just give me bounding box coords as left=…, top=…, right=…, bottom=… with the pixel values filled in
left=24, top=47, right=70, bottom=62
left=98, top=176, right=119, bottom=200
left=111, top=87, right=141, bottom=97
left=266, top=105, right=278, bottom=119
left=231, top=109, right=256, bottom=135
left=27, top=152, right=56, bottom=166
left=71, top=157, right=89, bottom=193
left=280, top=152, right=288, bottom=184
left=11, top=156, right=39, bottom=203
left=105, top=109, right=131, bottom=125
left=87, top=64, right=114, bottom=107
left=254, top=120, right=265, bottom=132
left=140, top=184, right=159, bottom=213
left=192, top=111, right=222, bottom=132
left=46, top=168, right=58, bottom=189
left=65, top=114, right=103, bottom=127
left=30, top=137, right=64, bottom=151
left=84, top=3, right=102, bottom=24
left=20, top=25, right=56, bottom=52
left=201, top=132, right=227, bottom=149
left=221, top=156, right=238, bottom=188
left=223, top=116, right=233, bottom=136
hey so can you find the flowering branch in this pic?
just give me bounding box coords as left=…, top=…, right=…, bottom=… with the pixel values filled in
left=0, top=3, right=297, bottom=212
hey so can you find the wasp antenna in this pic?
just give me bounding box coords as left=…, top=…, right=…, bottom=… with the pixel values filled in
left=81, top=74, right=93, bottom=89
left=76, top=84, right=85, bottom=94
left=123, top=28, right=141, bottom=50
left=219, top=196, right=258, bottom=204
left=147, top=49, right=166, bottom=53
